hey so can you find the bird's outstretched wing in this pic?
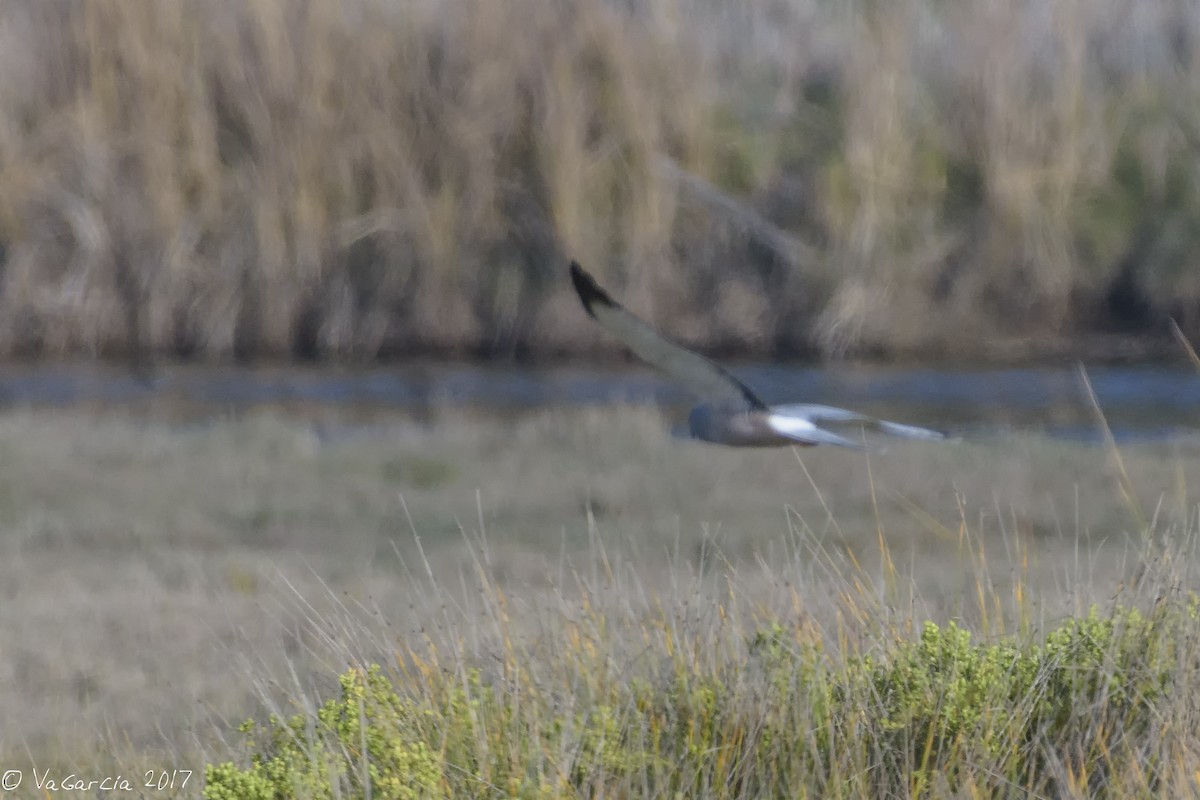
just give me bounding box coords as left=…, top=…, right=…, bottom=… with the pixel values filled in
left=569, top=261, right=767, bottom=411
left=767, top=403, right=947, bottom=447
left=764, top=412, right=867, bottom=449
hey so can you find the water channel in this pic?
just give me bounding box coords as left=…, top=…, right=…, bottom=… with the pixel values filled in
left=0, top=361, right=1197, bottom=444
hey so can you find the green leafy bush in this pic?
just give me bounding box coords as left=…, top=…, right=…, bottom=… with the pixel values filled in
left=205, top=666, right=442, bottom=800
left=205, top=602, right=1197, bottom=799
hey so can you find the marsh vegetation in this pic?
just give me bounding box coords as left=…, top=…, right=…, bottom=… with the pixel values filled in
left=0, top=407, right=1198, bottom=796
left=4, top=0, right=1200, bottom=794
left=2, top=1, right=1200, bottom=362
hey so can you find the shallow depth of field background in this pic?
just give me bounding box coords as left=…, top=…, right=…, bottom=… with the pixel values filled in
left=1, top=2, right=1200, bottom=798
left=2, top=0, right=1200, bottom=362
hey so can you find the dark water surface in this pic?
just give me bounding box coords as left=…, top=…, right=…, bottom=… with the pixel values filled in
left=0, top=361, right=1196, bottom=443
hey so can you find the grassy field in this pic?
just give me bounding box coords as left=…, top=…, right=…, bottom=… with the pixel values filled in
left=1, top=406, right=1198, bottom=796
left=2, top=1, right=1200, bottom=363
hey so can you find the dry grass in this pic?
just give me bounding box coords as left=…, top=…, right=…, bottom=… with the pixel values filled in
left=0, top=405, right=1198, bottom=796
left=0, top=1, right=1199, bottom=363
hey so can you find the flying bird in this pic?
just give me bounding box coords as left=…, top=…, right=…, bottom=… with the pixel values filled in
left=568, top=261, right=947, bottom=449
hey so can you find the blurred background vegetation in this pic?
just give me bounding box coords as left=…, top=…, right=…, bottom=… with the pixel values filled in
left=1, top=0, right=1199, bottom=364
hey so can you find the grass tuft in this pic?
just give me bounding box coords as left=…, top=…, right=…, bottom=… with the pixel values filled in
left=204, top=590, right=1200, bottom=798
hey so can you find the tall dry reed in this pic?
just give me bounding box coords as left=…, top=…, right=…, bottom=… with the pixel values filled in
left=0, top=0, right=1198, bottom=362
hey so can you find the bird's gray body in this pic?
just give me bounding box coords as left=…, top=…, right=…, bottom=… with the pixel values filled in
left=687, top=404, right=791, bottom=447
left=569, top=261, right=947, bottom=450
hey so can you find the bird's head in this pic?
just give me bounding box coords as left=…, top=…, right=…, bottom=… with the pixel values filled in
left=685, top=404, right=721, bottom=444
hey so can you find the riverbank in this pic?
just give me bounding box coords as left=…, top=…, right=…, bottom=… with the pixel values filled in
left=2, top=2, right=1200, bottom=365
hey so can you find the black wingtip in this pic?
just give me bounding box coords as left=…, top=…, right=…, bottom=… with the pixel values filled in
left=568, top=261, right=616, bottom=318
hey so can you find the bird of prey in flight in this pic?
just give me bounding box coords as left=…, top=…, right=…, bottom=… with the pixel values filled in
left=568, top=261, right=947, bottom=449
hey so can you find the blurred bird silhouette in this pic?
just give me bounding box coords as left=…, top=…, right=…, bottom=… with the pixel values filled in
left=569, top=261, right=947, bottom=449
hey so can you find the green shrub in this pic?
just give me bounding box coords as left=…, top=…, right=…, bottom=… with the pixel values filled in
left=205, top=602, right=1196, bottom=799
left=838, top=603, right=1192, bottom=796
left=205, top=666, right=442, bottom=800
